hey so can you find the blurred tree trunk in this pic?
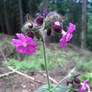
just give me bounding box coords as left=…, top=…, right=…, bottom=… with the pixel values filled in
left=69, top=0, right=82, bottom=46
left=18, top=0, right=23, bottom=28
left=81, top=0, right=87, bottom=49
left=4, top=0, right=12, bottom=34
left=0, top=14, right=5, bottom=33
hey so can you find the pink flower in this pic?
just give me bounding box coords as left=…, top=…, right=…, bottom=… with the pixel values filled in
left=79, top=79, right=89, bottom=92
left=12, top=33, right=37, bottom=55
left=60, top=23, right=76, bottom=48
left=67, top=23, right=76, bottom=33
left=60, top=35, right=67, bottom=47
left=36, top=16, right=43, bottom=26
left=54, top=21, right=62, bottom=33
left=24, top=22, right=33, bottom=29
left=60, top=32, right=72, bottom=47
left=26, top=31, right=34, bottom=39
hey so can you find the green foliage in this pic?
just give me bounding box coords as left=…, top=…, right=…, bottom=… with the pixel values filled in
left=7, top=45, right=56, bottom=71
left=76, top=59, right=92, bottom=72
left=34, top=84, right=69, bottom=92
left=56, top=0, right=69, bottom=15
left=81, top=73, right=92, bottom=82
left=65, top=51, right=78, bottom=57
left=6, top=42, right=92, bottom=72
left=69, top=86, right=74, bottom=92
left=0, top=0, right=92, bottom=51
left=87, top=15, right=92, bottom=50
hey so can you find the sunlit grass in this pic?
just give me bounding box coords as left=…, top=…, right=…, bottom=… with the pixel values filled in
left=2, top=42, right=92, bottom=73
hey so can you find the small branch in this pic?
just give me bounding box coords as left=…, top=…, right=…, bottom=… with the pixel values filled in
left=0, top=71, right=15, bottom=78
left=39, top=71, right=58, bottom=84
left=8, top=66, right=34, bottom=80
left=8, top=66, right=45, bottom=84
left=86, top=84, right=90, bottom=92
left=1, top=48, right=57, bottom=84
left=0, top=49, right=45, bottom=84
left=43, top=73, right=58, bottom=84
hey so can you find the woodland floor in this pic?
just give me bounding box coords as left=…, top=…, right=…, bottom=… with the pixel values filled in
left=0, top=33, right=92, bottom=92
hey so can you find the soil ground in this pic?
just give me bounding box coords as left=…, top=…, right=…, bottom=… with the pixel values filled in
left=0, top=33, right=92, bottom=92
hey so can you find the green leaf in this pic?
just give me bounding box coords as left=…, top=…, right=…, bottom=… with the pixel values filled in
left=34, top=84, right=69, bottom=92
left=81, top=73, right=92, bottom=81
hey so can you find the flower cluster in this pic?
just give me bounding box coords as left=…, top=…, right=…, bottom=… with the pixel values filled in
left=12, top=11, right=76, bottom=55
left=11, top=11, right=91, bottom=92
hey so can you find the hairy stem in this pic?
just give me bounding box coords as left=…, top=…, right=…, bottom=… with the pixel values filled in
left=42, top=40, right=51, bottom=91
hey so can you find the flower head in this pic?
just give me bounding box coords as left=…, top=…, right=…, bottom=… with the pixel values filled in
left=74, top=77, right=81, bottom=84
left=36, top=16, right=43, bottom=26
left=12, top=33, right=36, bottom=55
left=54, top=21, right=62, bottom=33
left=26, top=31, right=34, bottom=39
left=60, top=23, right=76, bottom=48
left=42, top=10, right=47, bottom=17
left=67, top=23, right=76, bottom=33
left=23, top=22, right=33, bottom=31
left=60, top=31, right=73, bottom=48
left=79, top=79, right=89, bottom=92
left=60, top=35, right=67, bottom=47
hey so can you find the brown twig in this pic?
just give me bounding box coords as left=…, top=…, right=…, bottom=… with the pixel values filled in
left=38, top=71, right=58, bottom=84
left=0, top=48, right=58, bottom=84
left=0, top=71, right=15, bottom=78
left=0, top=49, right=45, bottom=84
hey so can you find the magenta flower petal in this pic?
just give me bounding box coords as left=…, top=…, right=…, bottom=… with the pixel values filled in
left=69, top=23, right=76, bottom=30
left=16, top=46, right=25, bottom=53
left=25, top=36, right=37, bottom=47
left=30, top=42, right=37, bottom=47
left=60, top=40, right=67, bottom=48
left=66, top=33, right=72, bottom=41
left=60, top=35, right=67, bottom=48
left=60, top=32, right=72, bottom=48
left=60, top=23, right=76, bottom=48
left=24, top=45, right=36, bottom=55
left=16, top=33, right=25, bottom=40
left=12, top=33, right=37, bottom=55
left=12, top=39, right=22, bottom=47
left=79, top=79, right=89, bottom=92
left=67, top=23, right=76, bottom=33
left=25, top=36, right=32, bottom=42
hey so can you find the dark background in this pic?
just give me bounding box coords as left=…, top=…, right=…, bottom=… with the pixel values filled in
left=0, top=0, right=92, bottom=50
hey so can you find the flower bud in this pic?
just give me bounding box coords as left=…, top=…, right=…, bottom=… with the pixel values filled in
left=26, top=31, right=34, bottom=38
left=28, top=22, right=33, bottom=28
left=54, top=21, right=62, bottom=33
left=36, top=16, right=43, bottom=26
left=24, top=22, right=33, bottom=30
left=42, top=10, right=47, bottom=17
left=74, top=77, right=80, bottom=84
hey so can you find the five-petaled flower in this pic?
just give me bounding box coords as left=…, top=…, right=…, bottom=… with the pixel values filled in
left=12, top=33, right=37, bottom=55
left=79, top=79, right=89, bottom=92
left=60, top=23, right=76, bottom=48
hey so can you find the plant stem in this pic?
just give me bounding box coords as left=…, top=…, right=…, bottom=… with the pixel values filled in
left=42, top=40, right=51, bottom=91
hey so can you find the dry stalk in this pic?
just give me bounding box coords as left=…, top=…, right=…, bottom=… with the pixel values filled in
left=0, top=49, right=45, bottom=84
left=0, top=49, right=58, bottom=84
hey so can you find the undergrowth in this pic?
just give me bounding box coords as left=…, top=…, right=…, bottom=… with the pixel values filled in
left=2, top=42, right=92, bottom=73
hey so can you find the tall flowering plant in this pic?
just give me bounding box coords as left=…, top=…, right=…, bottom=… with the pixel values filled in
left=12, top=11, right=90, bottom=92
